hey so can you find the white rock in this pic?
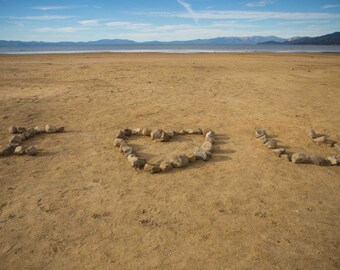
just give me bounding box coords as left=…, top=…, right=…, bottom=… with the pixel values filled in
left=34, top=126, right=46, bottom=133
left=45, top=124, right=57, bottom=133
left=327, top=156, right=340, bottom=165
left=14, top=146, right=25, bottom=155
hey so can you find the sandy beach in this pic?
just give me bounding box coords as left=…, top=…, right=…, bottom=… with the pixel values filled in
left=0, top=52, right=339, bottom=269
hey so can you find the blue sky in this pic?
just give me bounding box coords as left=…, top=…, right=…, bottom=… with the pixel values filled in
left=1, top=0, right=340, bottom=41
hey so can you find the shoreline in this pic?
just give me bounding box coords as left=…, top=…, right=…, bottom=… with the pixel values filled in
left=2, top=50, right=340, bottom=55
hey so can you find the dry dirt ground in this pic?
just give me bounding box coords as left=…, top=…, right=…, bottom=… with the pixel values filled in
left=0, top=53, right=339, bottom=269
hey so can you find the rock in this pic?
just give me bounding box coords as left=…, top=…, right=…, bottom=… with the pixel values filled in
left=185, top=129, right=194, bottom=134
left=170, top=155, right=189, bottom=168
left=34, top=126, right=46, bottom=133
left=265, top=140, right=277, bottom=149
left=203, top=129, right=214, bottom=136
left=120, top=146, right=134, bottom=157
left=144, top=164, right=161, bottom=174
left=151, top=129, right=170, bottom=142
left=8, top=126, right=17, bottom=134
left=313, top=136, right=327, bottom=145
left=193, top=148, right=211, bottom=161
left=255, top=130, right=266, bottom=138
left=17, top=127, right=26, bottom=133
left=142, top=128, right=152, bottom=136
left=291, top=153, right=309, bottom=164
left=273, top=148, right=285, bottom=157
left=115, top=130, right=126, bottom=139
left=56, top=126, right=64, bottom=133
left=257, top=135, right=268, bottom=143
left=132, top=128, right=141, bottom=135
left=45, top=124, right=57, bottom=133
left=159, top=161, right=172, bottom=172
left=193, top=128, right=203, bottom=135
left=26, top=146, right=38, bottom=156
left=23, top=128, right=36, bottom=139
left=325, top=140, right=337, bottom=147
left=151, top=129, right=162, bottom=140
left=123, top=129, right=132, bottom=137
left=188, top=154, right=197, bottom=163
left=205, top=136, right=214, bottom=144
left=307, top=129, right=317, bottom=139
left=309, top=155, right=329, bottom=166
left=165, top=131, right=175, bottom=138
left=334, top=143, right=340, bottom=151
left=177, top=129, right=187, bottom=135
left=128, top=155, right=146, bottom=169
left=201, top=141, right=213, bottom=152
left=14, top=146, right=25, bottom=155
left=10, top=135, right=23, bottom=146
left=327, top=156, right=340, bottom=166
left=159, top=132, right=170, bottom=142
left=205, top=131, right=215, bottom=143
left=281, top=154, right=291, bottom=162
left=0, top=146, right=15, bottom=156
left=119, top=140, right=128, bottom=149
left=114, top=138, right=124, bottom=147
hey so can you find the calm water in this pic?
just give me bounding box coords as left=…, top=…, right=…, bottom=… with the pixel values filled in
left=1, top=44, right=340, bottom=54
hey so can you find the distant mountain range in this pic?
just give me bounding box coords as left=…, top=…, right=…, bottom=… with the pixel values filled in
left=0, top=32, right=339, bottom=47
left=260, top=32, right=340, bottom=45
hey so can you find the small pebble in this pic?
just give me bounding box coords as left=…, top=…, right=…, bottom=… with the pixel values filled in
left=26, top=146, right=38, bottom=156
left=144, top=164, right=161, bottom=174
left=257, top=135, right=268, bottom=143
left=14, top=146, right=25, bottom=155
left=313, top=136, right=327, bottom=145
left=114, top=138, right=124, bottom=147
left=265, top=140, right=277, bottom=149
left=291, top=153, right=309, bottom=164
left=159, top=161, right=172, bottom=172
left=45, top=124, right=57, bottom=133
left=309, top=155, right=329, bottom=166
left=115, top=130, right=126, bottom=139
left=255, top=130, right=266, bottom=138
left=273, top=148, right=285, bottom=157
left=170, top=155, right=189, bottom=168
left=142, top=128, right=152, bottom=136
left=8, top=126, right=17, bottom=134
left=327, top=156, right=340, bottom=166
left=307, top=129, right=317, bottom=139
left=34, top=126, right=46, bottom=133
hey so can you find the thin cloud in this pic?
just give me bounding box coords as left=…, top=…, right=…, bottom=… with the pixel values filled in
left=246, top=1, right=274, bottom=8
left=4, top=15, right=74, bottom=20
left=177, top=0, right=198, bottom=24
left=32, top=6, right=70, bottom=11
left=138, top=10, right=340, bottom=20
left=322, top=4, right=340, bottom=9
left=79, top=20, right=99, bottom=26
left=106, top=21, right=151, bottom=29
left=35, top=27, right=88, bottom=33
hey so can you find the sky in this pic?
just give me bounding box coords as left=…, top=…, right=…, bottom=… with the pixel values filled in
left=1, top=0, right=340, bottom=42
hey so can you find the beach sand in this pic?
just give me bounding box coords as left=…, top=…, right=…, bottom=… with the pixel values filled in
left=0, top=52, right=339, bottom=269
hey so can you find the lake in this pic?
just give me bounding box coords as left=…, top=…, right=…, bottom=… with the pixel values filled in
left=1, top=44, right=340, bottom=54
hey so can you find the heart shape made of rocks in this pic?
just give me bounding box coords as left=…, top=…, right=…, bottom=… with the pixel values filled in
left=114, top=128, right=215, bottom=174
